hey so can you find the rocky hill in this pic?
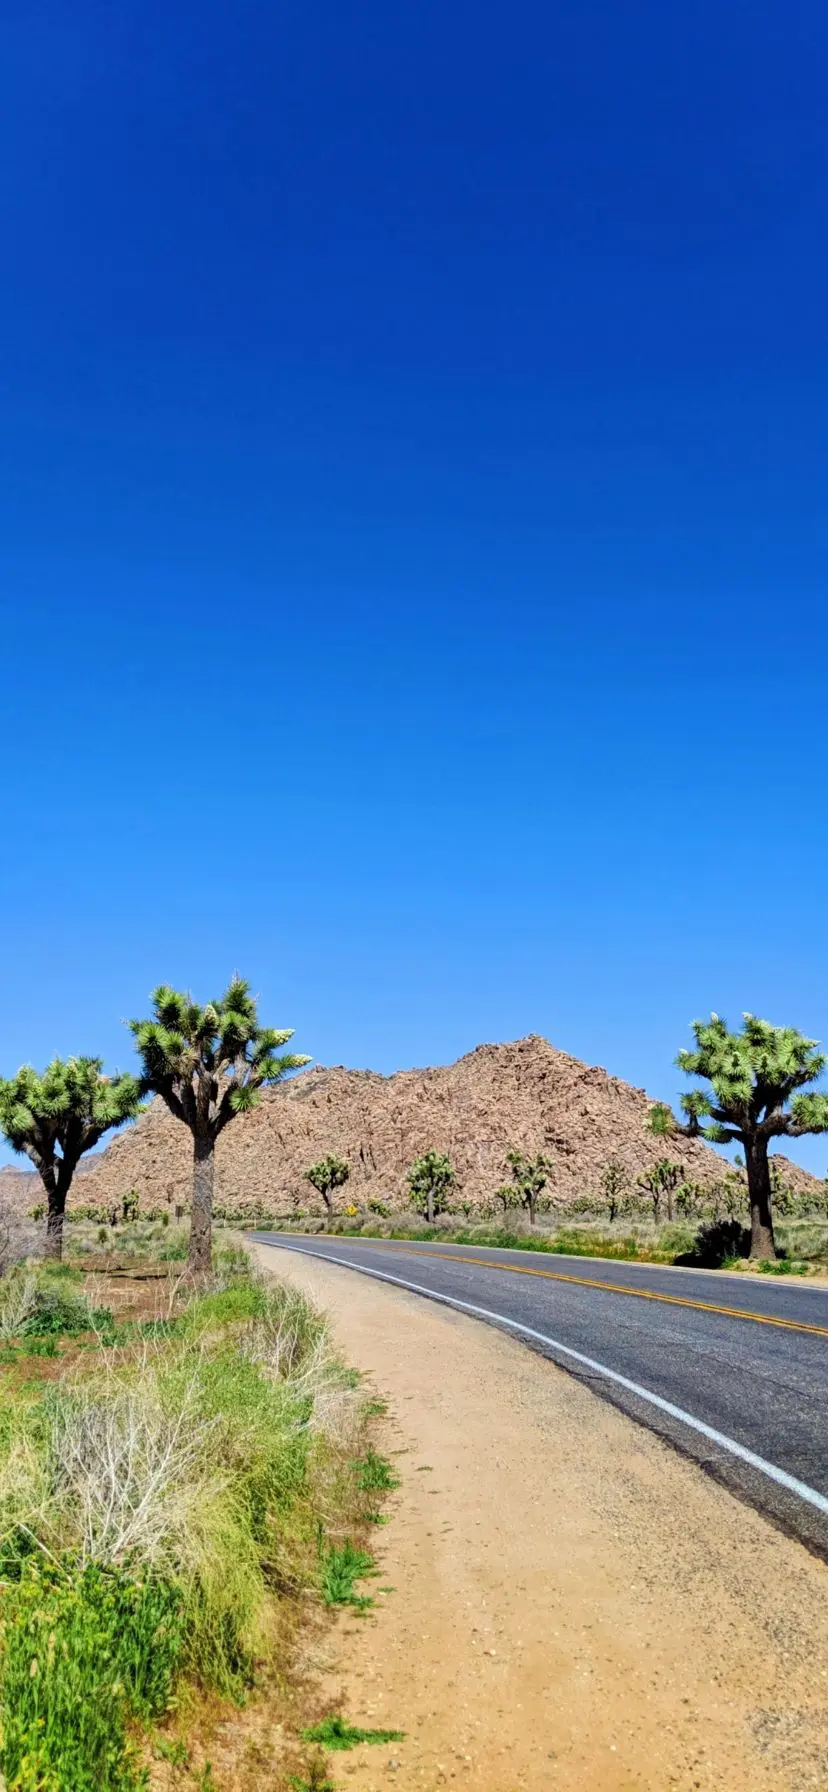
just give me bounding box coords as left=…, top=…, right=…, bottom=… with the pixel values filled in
left=42, top=1033, right=818, bottom=1219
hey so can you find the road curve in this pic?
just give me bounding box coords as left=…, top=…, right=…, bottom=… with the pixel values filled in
left=252, top=1232, right=828, bottom=1557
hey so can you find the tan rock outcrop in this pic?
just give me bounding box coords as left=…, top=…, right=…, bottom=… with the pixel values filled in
left=59, top=1034, right=819, bottom=1217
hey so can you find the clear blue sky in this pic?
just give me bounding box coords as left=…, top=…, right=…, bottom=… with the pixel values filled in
left=2, top=0, right=828, bottom=1168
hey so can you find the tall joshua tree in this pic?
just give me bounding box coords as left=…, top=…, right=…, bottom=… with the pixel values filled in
left=650, top=1013, right=828, bottom=1261
left=0, top=1058, right=142, bottom=1260
left=130, top=979, right=309, bottom=1271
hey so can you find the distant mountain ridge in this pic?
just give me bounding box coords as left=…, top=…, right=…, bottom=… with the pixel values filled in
left=8, top=1033, right=813, bottom=1220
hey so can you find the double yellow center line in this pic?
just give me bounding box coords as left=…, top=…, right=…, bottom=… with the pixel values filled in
left=336, top=1239, right=828, bottom=1340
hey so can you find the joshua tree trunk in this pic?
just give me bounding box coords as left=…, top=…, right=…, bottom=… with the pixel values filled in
left=745, top=1136, right=776, bottom=1261
left=427, top=1188, right=434, bottom=1225
left=528, top=1191, right=537, bottom=1226
left=44, top=1184, right=65, bottom=1260
left=42, top=1160, right=74, bottom=1262
left=190, top=1130, right=215, bottom=1271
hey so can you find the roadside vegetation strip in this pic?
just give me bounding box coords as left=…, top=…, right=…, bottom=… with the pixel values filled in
left=313, top=1239, right=828, bottom=1339
left=273, top=1244, right=828, bottom=1520
left=274, top=1210, right=828, bottom=1275
left=0, top=1247, right=391, bottom=1792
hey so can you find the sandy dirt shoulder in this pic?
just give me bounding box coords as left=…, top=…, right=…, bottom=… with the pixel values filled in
left=253, top=1243, right=828, bottom=1792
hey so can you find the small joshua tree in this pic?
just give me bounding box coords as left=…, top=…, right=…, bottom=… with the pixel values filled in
left=503, top=1149, right=553, bottom=1226
left=650, top=1013, right=828, bottom=1260
left=306, top=1154, right=350, bottom=1217
left=407, top=1150, right=455, bottom=1224
left=0, top=1058, right=142, bottom=1260
left=599, top=1159, right=628, bottom=1223
left=494, top=1181, right=522, bottom=1214
left=675, top=1179, right=704, bottom=1219
left=130, top=978, right=309, bottom=1270
left=637, top=1158, right=682, bottom=1225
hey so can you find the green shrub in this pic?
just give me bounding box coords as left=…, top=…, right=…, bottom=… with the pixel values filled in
left=23, top=1284, right=114, bottom=1340
left=675, top=1219, right=751, bottom=1269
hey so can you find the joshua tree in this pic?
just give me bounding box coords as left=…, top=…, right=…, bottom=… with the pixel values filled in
left=0, top=1058, right=142, bottom=1260
left=407, top=1150, right=455, bottom=1224
left=306, top=1154, right=350, bottom=1217
left=650, top=1013, right=828, bottom=1260
left=599, top=1159, right=628, bottom=1223
left=129, top=979, right=309, bottom=1271
left=716, top=1167, right=749, bottom=1220
left=637, top=1158, right=682, bottom=1225
left=675, top=1179, right=703, bottom=1219
left=503, top=1149, right=553, bottom=1226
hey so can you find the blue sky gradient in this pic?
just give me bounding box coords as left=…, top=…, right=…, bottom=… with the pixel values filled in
left=2, top=0, right=827, bottom=1166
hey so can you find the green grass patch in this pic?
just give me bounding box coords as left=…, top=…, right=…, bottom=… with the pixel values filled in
left=0, top=1556, right=183, bottom=1792
left=321, top=1540, right=376, bottom=1608
left=0, top=1252, right=386, bottom=1784
left=758, top=1257, right=809, bottom=1275
left=354, top=1446, right=399, bottom=1495
left=301, top=1714, right=406, bottom=1750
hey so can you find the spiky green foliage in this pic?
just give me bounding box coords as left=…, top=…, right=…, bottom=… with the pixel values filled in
left=503, top=1149, right=554, bottom=1223
left=653, top=1014, right=828, bottom=1147
left=129, top=978, right=309, bottom=1135
left=306, top=1155, right=350, bottom=1214
left=650, top=1013, right=828, bottom=1258
left=406, top=1150, right=455, bottom=1222
left=129, top=978, right=309, bottom=1267
left=0, top=1059, right=142, bottom=1259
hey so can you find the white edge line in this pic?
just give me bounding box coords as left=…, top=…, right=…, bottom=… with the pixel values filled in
left=259, top=1239, right=828, bottom=1519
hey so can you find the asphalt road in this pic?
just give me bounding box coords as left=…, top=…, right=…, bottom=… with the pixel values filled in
left=253, top=1232, right=828, bottom=1557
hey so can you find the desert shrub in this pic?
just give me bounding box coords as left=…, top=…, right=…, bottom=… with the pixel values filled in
left=675, top=1218, right=751, bottom=1268
left=568, top=1194, right=603, bottom=1217
left=156, top=1229, right=190, bottom=1261
left=208, top=1244, right=256, bottom=1288
left=24, top=1282, right=113, bottom=1340
left=0, top=1268, right=112, bottom=1344
left=0, top=1266, right=40, bottom=1340
left=0, top=1259, right=365, bottom=1700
